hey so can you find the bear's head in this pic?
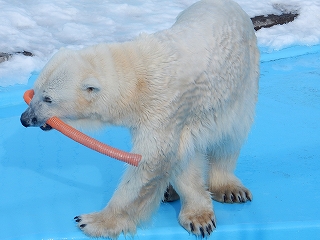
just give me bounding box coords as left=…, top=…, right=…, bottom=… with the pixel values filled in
left=20, top=47, right=117, bottom=131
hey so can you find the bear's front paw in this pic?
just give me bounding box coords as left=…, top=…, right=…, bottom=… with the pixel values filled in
left=74, top=210, right=136, bottom=239
left=179, top=208, right=216, bottom=238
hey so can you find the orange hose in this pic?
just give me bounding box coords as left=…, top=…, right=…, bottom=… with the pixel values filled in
left=23, top=89, right=141, bottom=166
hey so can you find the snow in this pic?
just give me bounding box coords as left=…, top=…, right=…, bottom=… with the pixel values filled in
left=256, top=0, right=320, bottom=50
left=0, top=0, right=319, bottom=87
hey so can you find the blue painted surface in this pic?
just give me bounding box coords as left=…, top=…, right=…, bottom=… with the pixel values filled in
left=0, top=45, right=320, bottom=239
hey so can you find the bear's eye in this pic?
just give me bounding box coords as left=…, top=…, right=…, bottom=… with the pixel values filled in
left=43, top=96, right=52, bottom=103
left=87, top=87, right=94, bottom=92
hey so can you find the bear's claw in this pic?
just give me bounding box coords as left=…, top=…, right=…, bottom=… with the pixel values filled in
left=80, top=224, right=87, bottom=229
left=190, top=222, right=195, bottom=231
left=74, top=216, right=81, bottom=222
left=207, top=224, right=212, bottom=234
left=211, top=219, right=216, bottom=228
left=188, top=219, right=215, bottom=238
left=74, top=216, right=86, bottom=228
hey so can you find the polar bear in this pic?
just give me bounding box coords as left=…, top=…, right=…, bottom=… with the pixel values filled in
left=20, top=0, right=259, bottom=238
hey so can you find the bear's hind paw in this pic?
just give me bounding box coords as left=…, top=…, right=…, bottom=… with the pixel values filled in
left=210, top=183, right=252, bottom=203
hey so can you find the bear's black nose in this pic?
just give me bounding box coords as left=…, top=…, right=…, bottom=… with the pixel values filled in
left=20, top=117, right=30, bottom=127
left=20, top=110, right=37, bottom=128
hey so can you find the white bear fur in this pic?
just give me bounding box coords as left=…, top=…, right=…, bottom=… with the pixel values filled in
left=26, top=0, right=259, bottom=238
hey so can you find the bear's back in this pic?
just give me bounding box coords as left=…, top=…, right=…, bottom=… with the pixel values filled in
left=152, top=0, right=259, bottom=110
left=145, top=0, right=260, bottom=147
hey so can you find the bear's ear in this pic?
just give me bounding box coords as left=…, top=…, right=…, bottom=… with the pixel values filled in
left=82, top=77, right=101, bottom=100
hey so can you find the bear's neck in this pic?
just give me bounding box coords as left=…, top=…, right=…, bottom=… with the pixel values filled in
left=109, top=41, right=148, bottom=98
left=105, top=37, right=170, bottom=128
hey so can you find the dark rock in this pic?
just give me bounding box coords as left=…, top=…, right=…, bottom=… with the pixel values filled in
left=251, top=13, right=299, bottom=31
left=0, top=52, right=12, bottom=63
left=0, top=51, right=33, bottom=64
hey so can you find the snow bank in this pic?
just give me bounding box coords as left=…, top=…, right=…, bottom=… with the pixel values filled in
left=0, top=0, right=319, bottom=86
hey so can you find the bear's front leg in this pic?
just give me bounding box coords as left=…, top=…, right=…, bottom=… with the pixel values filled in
left=172, top=152, right=216, bottom=237
left=75, top=153, right=171, bottom=239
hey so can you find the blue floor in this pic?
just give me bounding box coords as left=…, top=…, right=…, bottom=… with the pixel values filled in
left=1, top=45, right=320, bottom=240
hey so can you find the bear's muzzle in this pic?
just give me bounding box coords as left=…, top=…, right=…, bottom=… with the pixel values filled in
left=20, top=107, right=52, bottom=131
left=20, top=107, right=37, bottom=127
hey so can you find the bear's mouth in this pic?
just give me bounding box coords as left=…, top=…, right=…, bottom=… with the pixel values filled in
left=40, top=123, right=53, bottom=131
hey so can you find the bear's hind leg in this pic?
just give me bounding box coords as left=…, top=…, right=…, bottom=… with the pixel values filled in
left=163, top=183, right=180, bottom=202
left=207, top=150, right=252, bottom=203
left=171, top=152, right=216, bottom=237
